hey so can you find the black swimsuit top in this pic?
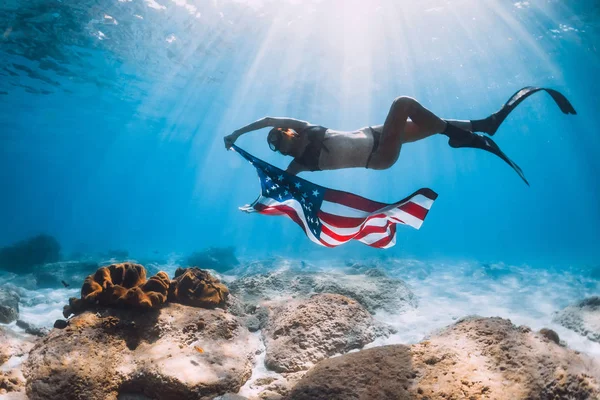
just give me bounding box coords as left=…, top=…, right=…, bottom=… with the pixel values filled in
left=294, top=125, right=329, bottom=171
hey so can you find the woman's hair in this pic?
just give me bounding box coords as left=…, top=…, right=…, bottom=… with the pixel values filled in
left=267, top=127, right=297, bottom=151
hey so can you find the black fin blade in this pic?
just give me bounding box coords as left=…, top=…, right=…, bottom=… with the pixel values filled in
left=478, top=135, right=530, bottom=186
left=545, top=88, right=577, bottom=115
left=450, top=134, right=529, bottom=186
left=503, top=86, right=576, bottom=115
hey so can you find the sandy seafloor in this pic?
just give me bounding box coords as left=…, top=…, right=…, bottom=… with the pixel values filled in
left=1, top=256, right=598, bottom=398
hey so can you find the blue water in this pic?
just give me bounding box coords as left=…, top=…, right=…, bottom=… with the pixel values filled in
left=1, top=0, right=599, bottom=267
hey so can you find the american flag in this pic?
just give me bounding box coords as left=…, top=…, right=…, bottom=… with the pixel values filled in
left=231, top=145, right=438, bottom=249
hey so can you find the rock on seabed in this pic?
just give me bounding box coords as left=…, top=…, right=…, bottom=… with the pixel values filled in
left=263, top=293, right=393, bottom=373
left=554, top=296, right=600, bottom=343
left=23, top=304, right=259, bottom=400
left=285, top=317, right=600, bottom=400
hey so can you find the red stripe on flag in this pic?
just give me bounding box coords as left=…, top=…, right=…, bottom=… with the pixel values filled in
left=398, top=201, right=429, bottom=220
left=323, top=190, right=386, bottom=212
left=319, top=211, right=368, bottom=229
left=254, top=205, right=287, bottom=216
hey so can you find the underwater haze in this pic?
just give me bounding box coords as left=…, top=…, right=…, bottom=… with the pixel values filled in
left=1, top=0, right=599, bottom=266
left=2, top=1, right=600, bottom=398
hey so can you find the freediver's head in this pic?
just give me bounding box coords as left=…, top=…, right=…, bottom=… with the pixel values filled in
left=267, top=127, right=298, bottom=155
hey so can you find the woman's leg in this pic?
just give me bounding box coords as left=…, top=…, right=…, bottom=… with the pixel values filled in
left=366, top=96, right=529, bottom=184
left=369, top=97, right=469, bottom=169
left=403, top=118, right=472, bottom=143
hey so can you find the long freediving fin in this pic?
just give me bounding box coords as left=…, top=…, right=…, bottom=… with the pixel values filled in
left=478, top=86, right=577, bottom=136
left=449, top=133, right=529, bottom=186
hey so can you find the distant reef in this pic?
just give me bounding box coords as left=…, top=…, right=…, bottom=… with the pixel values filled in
left=0, top=234, right=60, bottom=274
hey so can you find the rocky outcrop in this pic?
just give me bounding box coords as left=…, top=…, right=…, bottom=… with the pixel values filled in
left=0, top=234, right=61, bottom=273
left=0, top=288, right=19, bottom=324
left=311, top=270, right=417, bottom=313
left=24, top=304, right=259, bottom=400
left=245, top=290, right=396, bottom=400
left=15, top=320, right=48, bottom=337
left=229, top=268, right=416, bottom=314
left=539, top=327, right=561, bottom=344
left=263, top=294, right=393, bottom=373
left=286, top=345, right=412, bottom=400
left=554, top=296, right=600, bottom=343
left=286, top=317, right=600, bottom=400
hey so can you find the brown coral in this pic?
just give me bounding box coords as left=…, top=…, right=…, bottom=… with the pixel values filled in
left=169, top=267, right=229, bottom=308
left=63, top=264, right=228, bottom=318
left=80, top=275, right=103, bottom=303
left=80, top=263, right=148, bottom=306
left=80, top=263, right=147, bottom=305
left=63, top=263, right=169, bottom=315
left=142, top=271, right=170, bottom=307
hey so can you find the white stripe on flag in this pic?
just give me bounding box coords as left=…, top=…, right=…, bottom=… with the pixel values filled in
left=410, top=194, right=435, bottom=209
left=385, top=208, right=424, bottom=229
left=320, top=200, right=377, bottom=218
left=321, top=195, right=432, bottom=220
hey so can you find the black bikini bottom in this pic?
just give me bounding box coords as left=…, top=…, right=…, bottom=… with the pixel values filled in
left=365, top=127, right=381, bottom=168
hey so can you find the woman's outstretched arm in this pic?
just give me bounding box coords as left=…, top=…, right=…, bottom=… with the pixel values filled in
left=225, top=117, right=310, bottom=149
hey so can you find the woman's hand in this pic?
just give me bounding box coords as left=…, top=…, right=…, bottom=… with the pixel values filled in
left=224, top=131, right=240, bottom=150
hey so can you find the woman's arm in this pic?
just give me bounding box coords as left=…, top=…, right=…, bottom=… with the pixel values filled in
left=224, top=117, right=311, bottom=149
left=235, top=117, right=272, bottom=135
left=267, top=117, right=311, bottom=131
left=237, top=117, right=310, bottom=134
left=285, top=160, right=307, bottom=176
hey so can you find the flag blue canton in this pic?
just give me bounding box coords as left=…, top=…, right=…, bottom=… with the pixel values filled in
left=249, top=154, right=325, bottom=238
